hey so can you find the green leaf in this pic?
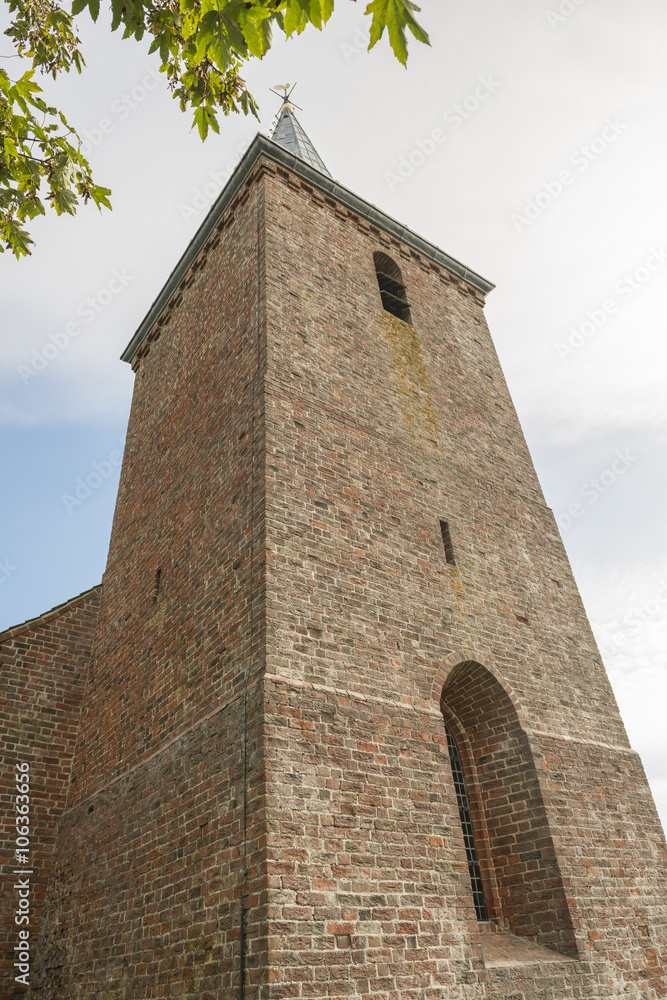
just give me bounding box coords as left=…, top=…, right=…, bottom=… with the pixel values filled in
left=308, top=0, right=321, bottom=30
left=193, top=105, right=210, bottom=140
left=194, top=15, right=217, bottom=62
left=110, top=0, right=125, bottom=32
left=283, top=0, right=307, bottom=36
left=365, top=0, right=428, bottom=64
left=238, top=6, right=273, bottom=57
left=17, top=195, right=46, bottom=221
left=50, top=8, right=71, bottom=25
left=401, top=0, right=430, bottom=44
left=365, top=0, right=386, bottom=50
left=4, top=137, right=19, bottom=161
left=239, top=88, right=260, bottom=120
left=13, top=72, right=40, bottom=99
left=91, top=185, right=112, bottom=210
left=88, top=0, right=100, bottom=20
left=2, top=218, right=35, bottom=258
left=385, top=5, right=408, bottom=64
left=220, top=10, right=248, bottom=52
left=53, top=187, right=78, bottom=214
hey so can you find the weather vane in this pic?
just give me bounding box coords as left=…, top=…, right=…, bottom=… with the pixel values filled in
left=269, top=83, right=303, bottom=111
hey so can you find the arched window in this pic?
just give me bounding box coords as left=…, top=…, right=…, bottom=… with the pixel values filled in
left=373, top=252, right=412, bottom=324
left=441, top=660, right=577, bottom=958
left=445, top=725, right=487, bottom=921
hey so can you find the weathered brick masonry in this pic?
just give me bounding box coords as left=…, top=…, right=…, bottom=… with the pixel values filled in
left=1, top=122, right=665, bottom=999
left=1, top=588, right=100, bottom=994
left=27, top=170, right=269, bottom=998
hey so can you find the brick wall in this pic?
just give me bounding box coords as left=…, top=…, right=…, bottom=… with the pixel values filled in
left=31, top=169, right=268, bottom=997
left=23, top=150, right=667, bottom=998
left=537, top=735, right=667, bottom=995
left=261, top=673, right=481, bottom=999
left=0, top=588, right=100, bottom=996
left=259, top=161, right=667, bottom=997
left=30, top=693, right=265, bottom=999
left=441, top=660, right=576, bottom=955
left=66, top=170, right=267, bottom=809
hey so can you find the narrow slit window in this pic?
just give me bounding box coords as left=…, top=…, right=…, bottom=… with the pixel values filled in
left=440, top=521, right=455, bottom=565
left=153, top=567, right=162, bottom=603
left=373, top=252, right=412, bottom=324
left=445, top=725, right=488, bottom=922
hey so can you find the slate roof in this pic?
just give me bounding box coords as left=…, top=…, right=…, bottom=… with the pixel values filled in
left=269, top=104, right=332, bottom=177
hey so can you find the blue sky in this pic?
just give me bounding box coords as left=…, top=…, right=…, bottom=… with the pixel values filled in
left=1, top=0, right=666, bottom=827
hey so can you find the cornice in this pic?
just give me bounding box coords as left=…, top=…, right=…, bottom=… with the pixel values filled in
left=121, top=133, right=495, bottom=365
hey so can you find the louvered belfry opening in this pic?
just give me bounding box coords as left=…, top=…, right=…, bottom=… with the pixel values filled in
left=445, top=725, right=488, bottom=921
left=374, top=251, right=412, bottom=324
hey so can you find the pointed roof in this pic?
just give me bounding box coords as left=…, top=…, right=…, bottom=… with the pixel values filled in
left=269, top=104, right=331, bottom=177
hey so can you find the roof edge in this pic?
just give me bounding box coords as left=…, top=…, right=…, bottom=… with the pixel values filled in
left=121, top=133, right=495, bottom=365
left=0, top=583, right=102, bottom=644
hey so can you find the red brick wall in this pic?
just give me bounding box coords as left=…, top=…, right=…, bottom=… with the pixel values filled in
left=440, top=659, right=576, bottom=955
left=30, top=693, right=266, bottom=998
left=67, top=170, right=267, bottom=808
left=32, top=169, right=268, bottom=998
left=261, top=673, right=481, bottom=998
left=537, top=735, right=667, bottom=995
left=0, top=588, right=100, bottom=997
left=259, top=161, right=666, bottom=997
left=26, top=153, right=667, bottom=999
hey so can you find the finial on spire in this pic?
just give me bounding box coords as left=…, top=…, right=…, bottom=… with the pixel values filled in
left=267, top=83, right=332, bottom=178
left=269, top=82, right=302, bottom=112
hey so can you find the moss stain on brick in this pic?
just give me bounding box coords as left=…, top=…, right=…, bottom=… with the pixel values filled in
left=381, top=312, right=440, bottom=445
left=447, top=565, right=477, bottom=645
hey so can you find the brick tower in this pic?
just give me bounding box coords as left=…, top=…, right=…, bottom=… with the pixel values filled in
left=2, top=100, right=666, bottom=999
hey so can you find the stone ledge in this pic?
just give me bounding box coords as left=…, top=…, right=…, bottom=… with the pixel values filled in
left=479, top=922, right=578, bottom=969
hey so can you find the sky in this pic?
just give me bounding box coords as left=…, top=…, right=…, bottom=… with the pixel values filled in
left=1, top=1, right=666, bottom=829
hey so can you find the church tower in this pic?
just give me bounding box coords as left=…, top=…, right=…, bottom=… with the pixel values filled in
left=2, top=99, right=666, bottom=998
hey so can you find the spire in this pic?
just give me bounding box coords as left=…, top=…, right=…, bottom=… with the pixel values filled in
left=268, top=84, right=331, bottom=177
